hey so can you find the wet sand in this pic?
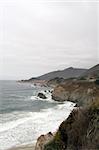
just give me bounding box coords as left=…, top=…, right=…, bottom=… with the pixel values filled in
left=8, top=143, right=35, bottom=150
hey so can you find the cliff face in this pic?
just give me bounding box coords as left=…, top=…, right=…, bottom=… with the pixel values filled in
left=35, top=80, right=99, bottom=150
left=52, top=81, right=99, bottom=106
left=47, top=77, right=64, bottom=87
left=44, top=99, right=99, bottom=150
left=34, top=64, right=99, bottom=150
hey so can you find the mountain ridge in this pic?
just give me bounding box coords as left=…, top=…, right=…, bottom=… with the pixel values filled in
left=20, top=64, right=99, bottom=82
left=80, top=64, right=99, bottom=79
left=30, top=67, right=87, bottom=81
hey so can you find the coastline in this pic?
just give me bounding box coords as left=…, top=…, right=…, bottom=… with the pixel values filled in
left=0, top=81, right=75, bottom=150
left=8, top=143, right=35, bottom=150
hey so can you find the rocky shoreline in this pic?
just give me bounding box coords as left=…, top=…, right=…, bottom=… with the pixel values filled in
left=52, top=80, right=99, bottom=106
left=12, top=80, right=99, bottom=150
left=16, top=64, right=99, bottom=150
left=35, top=80, right=99, bottom=150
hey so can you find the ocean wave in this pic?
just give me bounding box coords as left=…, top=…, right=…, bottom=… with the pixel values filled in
left=30, top=90, right=58, bottom=103
left=11, top=94, right=25, bottom=98
left=0, top=101, right=75, bottom=150
left=30, top=95, right=56, bottom=103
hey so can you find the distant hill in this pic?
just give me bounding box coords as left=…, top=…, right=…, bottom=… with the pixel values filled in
left=20, top=64, right=99, bottom=83
left=29, top=67, right=87, bottom=81
left=80, top=64, right=99, bottom=79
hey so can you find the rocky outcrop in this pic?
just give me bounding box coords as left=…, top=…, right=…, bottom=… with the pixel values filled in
left=37, top=93, right=47, bottom=99
left=44, top=99, right=99, bottom=150
left=52, top=81, right=99, bottom=106
left=35, top=132, right=54, bottom=150
left=35, top=78, right=99, bottom=150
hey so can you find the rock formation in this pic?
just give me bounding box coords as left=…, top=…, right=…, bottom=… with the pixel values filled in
left=35, top=80, right=99, bottom=150
left=52, top=81, right=99, bottom=106
left=35, top=64, right=99, bottom=150
left=47, top=77, right=64, bottom=87
left=44, top=99, right=99, bottom=150
left=37, top=93, right=47, bottom=99
left=35, top=132, right=54, bottom=150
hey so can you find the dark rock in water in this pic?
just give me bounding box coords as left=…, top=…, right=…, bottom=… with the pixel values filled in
left=74, top=103, right=78, bottom=107
left=35, top=132, right=54, bottom=150
left=38, top=93, right=47, bottom=99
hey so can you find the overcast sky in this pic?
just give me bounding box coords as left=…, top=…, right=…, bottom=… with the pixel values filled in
left=0, top=0, right=99, bottom=80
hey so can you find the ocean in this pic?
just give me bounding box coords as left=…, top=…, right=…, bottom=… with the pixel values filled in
left=0, top=80, right=75, bottom=150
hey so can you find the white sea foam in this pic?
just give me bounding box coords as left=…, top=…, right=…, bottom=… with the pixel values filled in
left=30, top=90, right=57, bottom=103
left=0, top=100, right=75, bottom=150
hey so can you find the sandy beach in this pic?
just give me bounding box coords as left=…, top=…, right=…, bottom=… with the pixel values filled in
left=8, top=144, right=35, bottom=150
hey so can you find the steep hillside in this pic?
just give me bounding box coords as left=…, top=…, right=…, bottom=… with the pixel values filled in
left=34, top=64, right=99, bottom=150
left=80, top=64, right=99, bottom=79
left=44, top=99, right=99, bottom=150
left=52, top=81, right=99, bottom=106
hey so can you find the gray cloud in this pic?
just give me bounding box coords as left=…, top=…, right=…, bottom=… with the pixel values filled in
left=0, top=0, right=98, bottom=79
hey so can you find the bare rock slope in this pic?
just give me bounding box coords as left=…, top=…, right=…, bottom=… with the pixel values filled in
left=35, top=132, right=54, bottom=150
left=44, top=99, right=99, bottom=150
left=52, top=81, right=99, bottom=106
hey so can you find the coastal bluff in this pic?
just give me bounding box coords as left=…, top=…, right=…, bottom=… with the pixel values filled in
left=44, top=100, right=99, bottom=150
left=35, top=80, right=99, bottom=150
left=52, top=81, right=99, bottom=106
